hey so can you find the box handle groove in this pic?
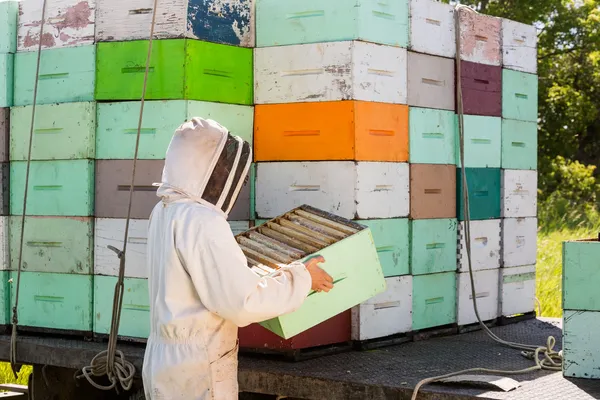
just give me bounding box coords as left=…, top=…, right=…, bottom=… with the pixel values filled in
left=503, top=272, right=535, bottom=284
left=376, top=245, right=394, bottom=253
left=374, top=301, right=402, bottom=310
left=281, top=68, right=323, bottom=77
left=374, top=184, right=393, bottom=192
left=424, top=189, right=442, bottom=195
left=369, top=130, right=394, bottom=136
left=34, top=295, right=64, bottom=303
left=423, top=132, right=444, bottom=139
left=124, top=128, right=156, bottom=135
left=27, top=241, right=62, bottom=247
left=203, top=69, right=231, bottom=78
left=367, top=68, right=395, bottom=77
left=39, top=73, right=69, bottom=80
left=128, top=237, right=147, bottom=244
left=129, top=8, right=152, bottom=14
left=511, top=141, right=526, bottom=147
left=122, top=67, right=155, bottom=74
left=289, top=185, right=320, bottom=192
left=285, top=10, right=325, bottom=19
left=426, top=243, right=445, bottom=250
left=372, top=10, right=395, bottom=20
left=471, top=138, right=492, bottom=144
left=474, top=78, right=490, bottom=85
left=425, top=297, right=444, bottom=304
left=34, top=128, right=63, bottom=134
left=422, top=78, right=444, bottom=86
left=117, top=185, right=156, bottom=192
left=474, top=190, right=488, bottom=197
left=123, top=304, right=150, bottom=311
left=34, top=185, right=62, bottom=191
left=426, top=18, right=441, bottom=26
left=469, top=291, right=490, bottom=299
left=283, top=130, right=320, bottom=137
left=474, top=236, right=488, bottom=245
left=475, top=35, right=488, bottom=42
left=515, top=93, right=528, bottom=99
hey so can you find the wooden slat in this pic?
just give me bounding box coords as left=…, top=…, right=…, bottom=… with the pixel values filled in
left=247, top=232, right=306, bottom=259
left=267, top=222, right=330, bottom=249
left=278, top=218, right=338, bottom=244
left=258, top=227, right=320, bottom=254
left=239, top=245, right=281, bottom=269
left=237, top=236, right=294, bottom=264
left=288, top=214, right=348, bottom=239
left=294, top=209, right=359, bottom=235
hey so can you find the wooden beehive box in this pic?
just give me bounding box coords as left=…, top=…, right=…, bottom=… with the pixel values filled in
left=235, top=205, right=386, bottom=339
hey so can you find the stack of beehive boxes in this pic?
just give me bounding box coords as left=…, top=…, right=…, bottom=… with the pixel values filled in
left=8, top=0, right=96, bottom=335
left=93, top=0, right=254, bottom=340
left=0, top=0, right=17, bottom=329
left=562, top=238, right=600, bottom=379
left=246, top=0, right=413, bottom=351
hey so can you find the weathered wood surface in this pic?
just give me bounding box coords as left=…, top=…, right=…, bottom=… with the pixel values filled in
left=410, top=0, right=455, bottom=58
left=458, top=10, right=502, bottom=66
left=500, top=265, right=536, bottom=317
left=502, top=18, right=537, bottom=74
left=351, top=276, right=412, bottom=341
left=17, top=0, right=95, bottom=51
left=255, top=162, right=410, bottom=220
left=254, top=41, right=408, bottom=105
left=563, top=310, right=600, bottom=379
left=457, top=219, right=501, bottom=272
left=501, top=169, right=537, bottom=218
left=0, top=217, right=7, bottom=270
left=457, top=268, right=500, bottom=326
left=501, top=217, right=537, bottom=267
left=407, top=51, right=455, bottom=111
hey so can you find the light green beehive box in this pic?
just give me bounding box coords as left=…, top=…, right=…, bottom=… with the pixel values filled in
left=0, top=0, right=18, bottom=54
left=10, top=102, right=96, bottom=160
left=96, top=100, right=253, bottom=159
left=409, top=107, right=457, bottom=165
left=0, top=270, right=8, bottom=325
left=410, top=219, right=458, bottom=275
left=360, top=218, right=409, bottom=277
left=563, top=310, right=600, bottom=379
left=238, top=205, right=386, bottom=339
left=94, top=276, right=150, bottom=339
left=412, top=271, right=457, bottom=331
left=0, top=53, right=13, bottom=107
left=501, top=119, right=537, bottom=170
left=562, top=238, right=600, bottom=311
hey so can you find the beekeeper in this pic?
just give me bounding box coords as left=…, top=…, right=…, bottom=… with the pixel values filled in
left=142, top=117, right=334, bottom=400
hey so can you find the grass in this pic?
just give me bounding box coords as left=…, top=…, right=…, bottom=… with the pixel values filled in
left=0, top=363, right=31, bottom=385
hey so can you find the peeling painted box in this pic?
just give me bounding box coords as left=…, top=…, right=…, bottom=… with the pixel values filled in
left=10, top=216, right=93, bottom=274
left=96, top=0, right=254, bottom=47
left=9, top=271, right=93, bottom=333
left=0, top=216, right=8, bottom=270
left=563, top=238, right=600, bottom=312
left=95, top=160, right=253, bottom=220
left=13, top=45, right=95, bottom=106
left=501, top=119, right=537, bottom=170
left=94, top=276, right=150, bottom=339
left=457, top=115, right=501, bottom=168
left=502, top=19, right=537, bottom=74
left=351, top=276, right=412, bottom=341
left=255, top=161, right=410, bottom=220
left=410, top=164, right=456, bottom=219
left=10, top=102, right=96, bottom=161
left=239, top=311, right=351, bottom=354
left=10, top=160, right=95, bottom=217
left=563, top=310, right=600, bottom=379
left=359, top=219, right=409, bottom=277
left=96, top=100, right=253, bottom=159
left=412, top=271, right=456, bottom=331
left=409, top=0, right=455, bottom=58
left=255, top=0, right=409, bottom=48
left=457, top=219, right=501, bottom=273
left=501, top=170, right=537, bottom=218
left=457, top=268, right=499, bottom=325
left=407, top=52, right=455, bottom=111
left=0, top=0, right=19, bottom=53
left=95, top=39, right=252, bottom=105
left=18, top=0, right=95, bottom=52
left=410, top=218, right=458, bottom=276
left=502, top=69, right=538, bottom=123
left=0, top=53, right=13, bottom=107
left=254, top=101, right=409, bottom=162
left=0, top=108, right=9, bottom=162
left=501, top=217, right=537, bottom=268
left=459, top=61, right=502, bottom=117
left=458, top=10, right=501, bottom=66
left=500, top=265, right=535, bottom=317
left=456, top=168, right=501, bottom=221
left=409, top=108, right=457, bottom=165
left=236, top=205, right=385, bottom=339
left=254, top=41, right=408, bottom=105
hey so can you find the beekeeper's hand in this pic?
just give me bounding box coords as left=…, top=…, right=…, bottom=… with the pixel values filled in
left=304, top=256, right=334, bottom=293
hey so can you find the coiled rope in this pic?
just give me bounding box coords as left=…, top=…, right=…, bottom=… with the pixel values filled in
left=410, top=5, right=562, bottom=400
left=74, top=0, right=159, bottom=391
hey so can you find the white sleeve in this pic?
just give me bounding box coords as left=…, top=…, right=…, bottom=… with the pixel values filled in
left=177, top=215, right=313, bottom=327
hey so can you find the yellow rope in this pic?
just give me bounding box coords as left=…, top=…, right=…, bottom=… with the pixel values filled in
left=410, top=6, right=563, bottom=399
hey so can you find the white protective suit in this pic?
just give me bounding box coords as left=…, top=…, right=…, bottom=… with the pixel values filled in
left=142, top=118, right=313, bottom=399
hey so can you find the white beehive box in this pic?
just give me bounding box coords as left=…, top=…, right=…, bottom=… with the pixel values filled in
left=254, top=41, right=408, bottom=105
left=457, top=268, right=499, bottom=325
left=457, top=219, right=501, bottom=272
left=502, top=217, right=537, bottom=267
left=502, top=18, right=537, bottom=74
left=500, top=264, right=536, bottom=317
left=351, top=275, right=412, bottom=341
left=255, top=161, right=410, bottom=220
left=0, top=216, right=8, bottom=270
left=501, top=170, right=537, bottom=218
left=409, top=0, right=456, bottom=58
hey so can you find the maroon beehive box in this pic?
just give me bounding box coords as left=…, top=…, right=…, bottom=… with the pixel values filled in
left=459, top=61, right=502, bottom=117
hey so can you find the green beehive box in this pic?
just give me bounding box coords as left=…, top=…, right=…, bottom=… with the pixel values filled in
left=501, top=119, right=537, bottom=170
left=502, top=69, right=538, bottom=123
left=13, top=45, right=96, bottom=106
left=360, top=219, right=409, bottom=277
left=563, top=238, right=600, bottom=311
left=409, top=107, right=457, bottom=165
left=0, top=53, right=13, bottom=107
left=96, top=100, right=253, bottom=159
left=410, top=219, right=458, bottom=275
left=9, top=216, right=93, bottom=274
left=412, top=271, right=457, bottom=331
left=96, top=39, right=253, bottom=105
left=456, top=115, right=501, bottom=168
left=94, top=276, right=150, bottom=339
left=0, top=0, right=18, bottom=54
left=9, top=271, right=93, bottom=333
left=0, top=270, right=8, bottom=325
left=563, top=309, right=600, bottom=379
left=456, top=168, right=501, bottom=221
left=10, top=159, right=95, bottom=216
left=237, top=205, right=386, bottom=339
left=10, top=102, right=96, bottom=161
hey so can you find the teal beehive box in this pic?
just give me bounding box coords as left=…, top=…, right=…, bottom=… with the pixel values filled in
left=236, top=205, right=386, bottom=339
left=256, top=0, right=409, bottom=48
left=456, top=115, right=501, bottom=168
left=13, top=45, right=96, bottom=106
left=0, top=53, right=13, bottom=107
left=0, top=0, right=18, bottom=54
left=563, top=238, right=600, bottom=311
left=563, top=310, right=600, bottom=379
left=0, top=270, right=8, bottom=326
left=456, top=168, right=501, bottom=221
left=409, top=107, right=457, bottom=165
left=502, top=69, right=538, bottom=123
left=501, top=119, right=537, bottom=170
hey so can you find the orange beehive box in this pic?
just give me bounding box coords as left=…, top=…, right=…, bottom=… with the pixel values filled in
left=254, top=101, right=409, bottom=162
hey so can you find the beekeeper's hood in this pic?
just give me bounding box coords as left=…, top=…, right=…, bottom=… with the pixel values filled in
left=156, top=117, right=252, bottom=218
